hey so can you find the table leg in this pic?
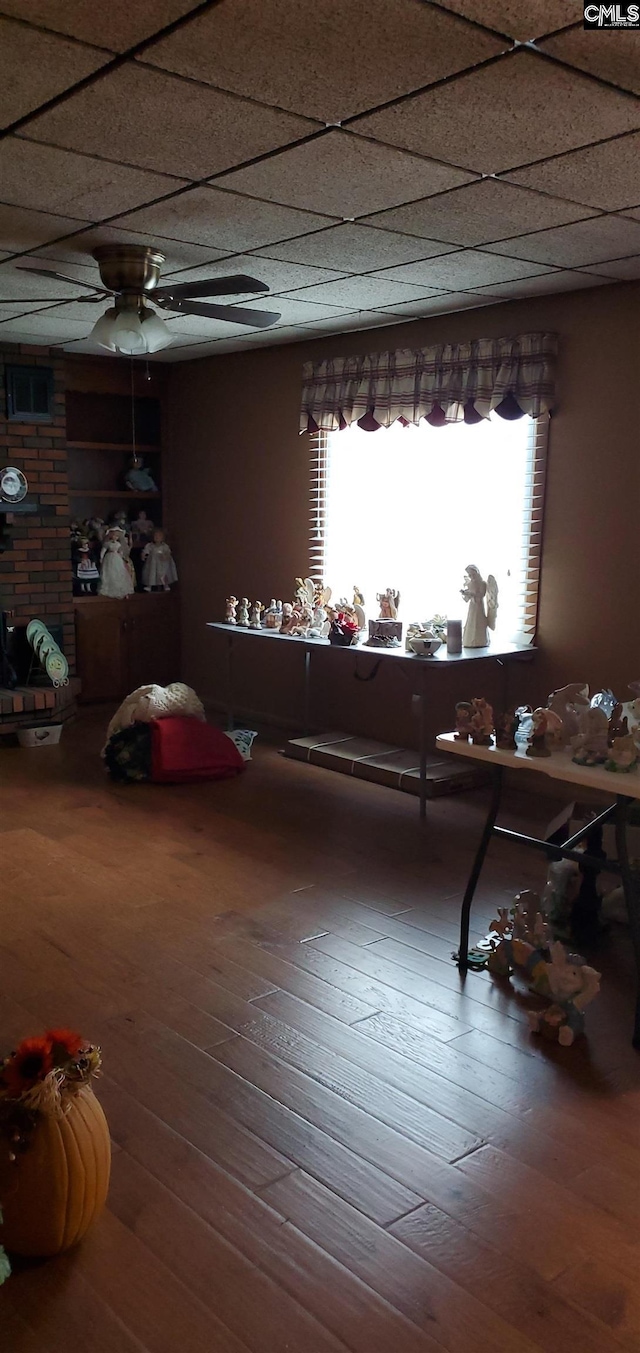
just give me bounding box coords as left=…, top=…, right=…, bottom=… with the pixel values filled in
left=226, top=634, right=235, bottom=731
left=303, top=648, right=311, bottom=735
left=457, top=766, right=503, bottom=972
left=419, top=685, right=427, bottom=821
left=572, top=820, right=606, bottom=942
left=614, top=795, right=640, bottom=1049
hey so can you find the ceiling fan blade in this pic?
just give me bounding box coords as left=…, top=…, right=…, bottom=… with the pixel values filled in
left=16, top=265, right=107, bottom=294
left=154, top=274, right=270, bottom=301
left=157, top=298, right=281, bottom=328
left=0, top=293, right=105, bottom=305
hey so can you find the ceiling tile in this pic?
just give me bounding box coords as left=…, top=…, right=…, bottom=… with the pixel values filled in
left=24, top=64, right=316, bottom=180
left=33, top=226, right=230, bottom=272
left=0, top=17, right=110, bottom=130
left=0, top=203, right=87, bottom=255
left=482, top=214, right=640, bottom=266
left=162, top=255, right=347, bottom=291
left=295, top=309, right=417, bottom=333
left=116, top=186, right=339, bottom=252
left=469, top=270, right=612, bottom=298
left=0, top=137, right=183, bottom=219
left=540, top=28, right=640, bottom=95
left=282, top=276, right=446, bottom=309
left=376, top=293, right=495, bottom=318
left=363, top=178, right=597, bottom=247
left=216, top=131, right=475, bottom=220
left=580, top=255, right=640, bottom=280
left=352, top=50, right=640, bottom=175
left=253, top=222, right=457, bottom=273
left=504, top=132, right=640, bottom=212
left=0, top=0, right=199, bottom=51
left=0, top=311, right=91, bottom=338
left=371, top=250, right=552, bottom=289
left=622, top=205, right=640, bottom=222
left=432, top=1, right=571, bottom=40
left=142, top=0, right=506, bottom=122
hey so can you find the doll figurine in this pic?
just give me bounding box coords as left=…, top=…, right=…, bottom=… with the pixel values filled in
left=130, top=509, right=154, bottom=547
left=237, top=597, right=250, bottom=627
left=225, top=595, right=238, bottom=624
left=352, top=586, right=366, bottom=631
left=142, top=528, right=178, bottom=592
left=461, top=565, right=498, bottom=648
left=495, top=708, right=519, bottom=750
left=125, top=455, right=158, bottom=493
left=99, top=527, right=135, bottom=599
left=249, top=601, right=264, bottom=629
left=75, top=537, right=100, bottom=594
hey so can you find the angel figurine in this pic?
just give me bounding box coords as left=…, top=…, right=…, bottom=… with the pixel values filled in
left=377, top=588, right=400, bottom=620
left=461, top=565, right=498, bottom=648
left=225, top=595, right=238, bottom=624
left=249, top=601, right=264, bottom=629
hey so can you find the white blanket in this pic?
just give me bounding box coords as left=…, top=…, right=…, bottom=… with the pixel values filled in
left=104, top=682, right=205, bottom=748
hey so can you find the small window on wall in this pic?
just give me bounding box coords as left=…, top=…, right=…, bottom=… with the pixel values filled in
left=6, top=365, right=54, bottom=422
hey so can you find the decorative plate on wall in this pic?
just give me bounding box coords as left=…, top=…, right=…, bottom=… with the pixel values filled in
left=0, top=467, right=28, bottom=503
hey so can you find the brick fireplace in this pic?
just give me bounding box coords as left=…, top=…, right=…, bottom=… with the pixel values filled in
left=0, top=344, right=75, bottom=672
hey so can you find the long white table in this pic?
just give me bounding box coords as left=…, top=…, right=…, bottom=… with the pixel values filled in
left=208, top=622, right=534, bottom=818
left=436, top=732, right=640, bottom=1046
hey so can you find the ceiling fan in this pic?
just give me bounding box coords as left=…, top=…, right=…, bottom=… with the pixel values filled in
left=5, top=245, right=281, bottom=354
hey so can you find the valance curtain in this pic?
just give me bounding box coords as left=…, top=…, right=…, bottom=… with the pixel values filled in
left=300, top=332, right=557, bottom=433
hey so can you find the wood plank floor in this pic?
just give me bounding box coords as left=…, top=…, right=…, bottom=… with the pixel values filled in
left=1, top=709, right=639, bottom=1352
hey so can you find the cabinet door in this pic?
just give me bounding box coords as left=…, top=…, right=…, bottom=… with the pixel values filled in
left=127, top=594, right=180, bottom=691
left=75, top=600, right=127, bottom=702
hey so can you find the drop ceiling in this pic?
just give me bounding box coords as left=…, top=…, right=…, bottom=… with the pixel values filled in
left=0, top=0, right=638, bottom=362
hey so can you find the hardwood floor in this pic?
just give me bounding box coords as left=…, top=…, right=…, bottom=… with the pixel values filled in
left=1, top=710, right=639, bottom=1352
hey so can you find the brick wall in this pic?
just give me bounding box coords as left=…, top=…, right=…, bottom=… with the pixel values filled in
left=0, top=344, right=75, bottom=671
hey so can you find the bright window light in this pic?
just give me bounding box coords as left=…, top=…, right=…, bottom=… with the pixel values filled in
left=318, top=415, right=540, bottom=643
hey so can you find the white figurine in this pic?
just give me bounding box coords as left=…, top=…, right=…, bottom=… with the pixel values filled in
left=461, top=565, right=498, bottom=648
left=377, top=588, right=400, bottom=620
left=352, top=586, right=366, bottom=631
left=310, top=583, right=332, bottom=637
left=264, top=599, right=280, bottom=629
left=142, top=529, right=178, bottom=592
left=237, top=597, right=250, bottom=626
left=225, top=595, right=238, bottom=624
left=99, top=527, right=135, bottom=599
left=249, top=601, right=264, bottom=628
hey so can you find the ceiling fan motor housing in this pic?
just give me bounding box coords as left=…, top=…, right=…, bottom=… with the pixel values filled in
left=92, top=245, right=166, bottom=295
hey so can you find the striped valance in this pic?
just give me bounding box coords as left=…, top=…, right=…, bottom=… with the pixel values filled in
left=301, top=332, right=558, bottom=433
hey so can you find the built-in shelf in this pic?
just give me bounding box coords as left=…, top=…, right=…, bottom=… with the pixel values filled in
left=68, top=489, right=161, bottom=499
left=67, top=441, right=161, bottom=453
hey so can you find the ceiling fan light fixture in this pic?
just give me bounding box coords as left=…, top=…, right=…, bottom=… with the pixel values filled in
left=139, top=307, right=174, bottom=353
left=89, top=303, right=172, bottom=355
left=89, top=306, right=118, bottom=351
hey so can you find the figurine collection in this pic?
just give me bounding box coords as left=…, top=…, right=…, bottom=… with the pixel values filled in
left=452, top=680, right=640, bottom=776
left=481, top=890, right=601, bottom=1046
left=70, top=513, right=178, bottom=598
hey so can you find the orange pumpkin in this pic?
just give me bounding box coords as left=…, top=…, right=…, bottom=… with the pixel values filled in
left=0, top=1086, right=111, bottom=1256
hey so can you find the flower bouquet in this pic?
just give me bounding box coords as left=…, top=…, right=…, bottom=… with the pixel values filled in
left=0, top=1029, right=110, bottom=1260
left=328, top=610, right=360, bottom=646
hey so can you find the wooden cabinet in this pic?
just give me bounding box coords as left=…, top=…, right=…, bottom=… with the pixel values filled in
left=75, top=593, right=180, bottom=702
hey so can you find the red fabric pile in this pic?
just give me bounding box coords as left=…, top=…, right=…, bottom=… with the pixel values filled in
left=149, top=717, right=245, bottom=784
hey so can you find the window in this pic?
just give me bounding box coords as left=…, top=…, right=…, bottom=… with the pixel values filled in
left=6, top=365, right=54, bottom=422
left=311, top=414, right=548, bottom=644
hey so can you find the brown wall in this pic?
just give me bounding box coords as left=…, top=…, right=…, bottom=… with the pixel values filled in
left=165, top=281, right=640, bottom=744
